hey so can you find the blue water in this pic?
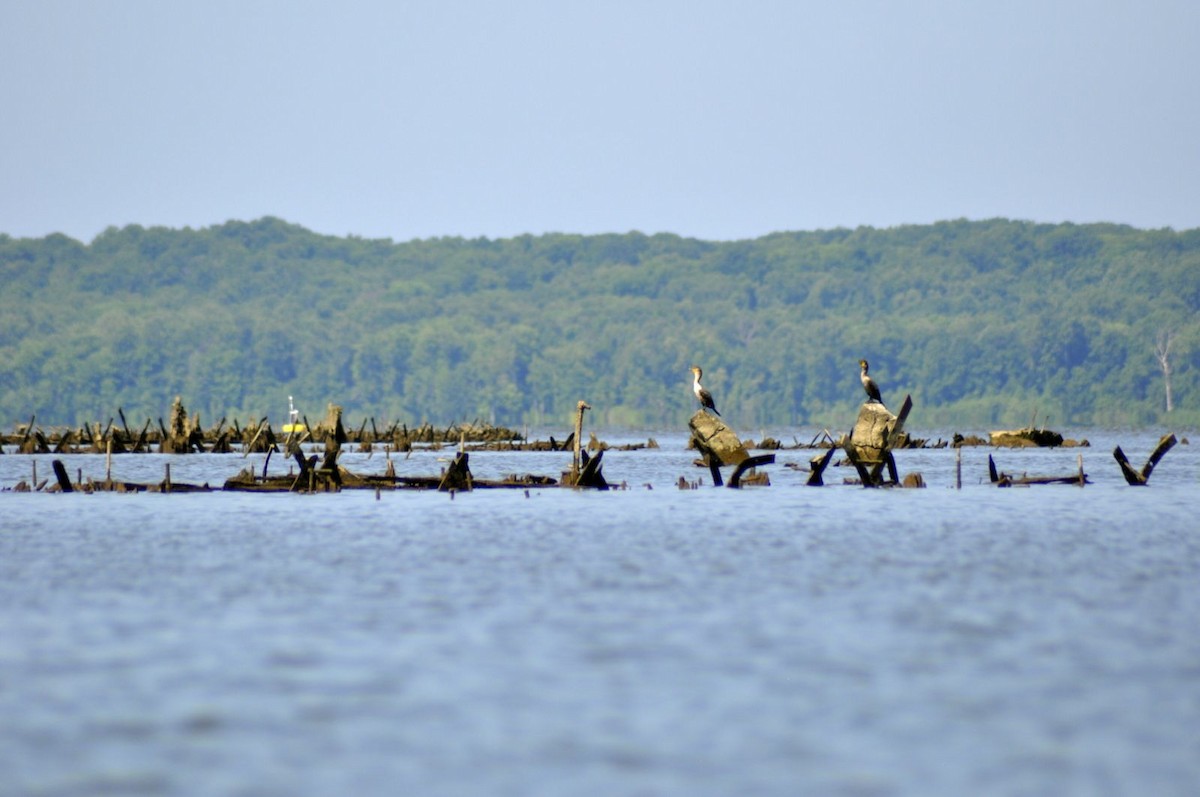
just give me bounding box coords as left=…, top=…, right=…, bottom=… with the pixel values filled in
left=2, top=430, right=1199, bottom=796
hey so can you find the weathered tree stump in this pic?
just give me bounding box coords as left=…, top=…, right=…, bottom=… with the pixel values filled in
left=688, top=410, right=748, bottom=467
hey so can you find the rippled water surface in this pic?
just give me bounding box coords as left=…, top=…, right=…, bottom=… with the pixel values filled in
left=2, top=430, right=1199, bottom=796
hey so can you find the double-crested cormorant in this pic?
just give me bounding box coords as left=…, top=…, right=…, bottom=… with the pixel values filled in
left=690, top=365, right=720, bottom=416
left=859, top=359, right=882, bottom=403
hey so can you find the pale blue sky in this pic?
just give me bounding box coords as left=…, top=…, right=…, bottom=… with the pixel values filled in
left=3, top=1, right=1198, bottom=243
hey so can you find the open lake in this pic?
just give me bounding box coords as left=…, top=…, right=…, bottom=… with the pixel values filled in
left=2, top=429, right=1199, bottom=796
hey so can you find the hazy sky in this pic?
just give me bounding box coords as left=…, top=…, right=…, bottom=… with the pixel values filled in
left=3, top=1, right=1198, bottom=243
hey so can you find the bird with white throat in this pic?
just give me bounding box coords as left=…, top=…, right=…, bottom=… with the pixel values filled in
left=690, top=365, right=720, bottom=416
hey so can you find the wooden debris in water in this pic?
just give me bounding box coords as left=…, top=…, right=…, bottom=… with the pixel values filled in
left=843, top=394, right=916, bottom=488
left=988, top=453, right=1089, bottom=487
left=1112, top=433, right=1177, bottom=486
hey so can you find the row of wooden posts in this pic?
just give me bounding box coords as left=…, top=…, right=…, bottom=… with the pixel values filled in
left=688, top=395, right=1181, bottom=489
left=6, top=394, right=1183, bottom=494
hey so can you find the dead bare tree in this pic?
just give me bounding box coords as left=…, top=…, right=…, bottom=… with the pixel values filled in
left=1154, top=329, right=1175, bottom=413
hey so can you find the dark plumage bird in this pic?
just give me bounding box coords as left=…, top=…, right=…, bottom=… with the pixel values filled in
left=690, top=365, right=720, bottom=416
left=859, top=359, right=883, bottom=403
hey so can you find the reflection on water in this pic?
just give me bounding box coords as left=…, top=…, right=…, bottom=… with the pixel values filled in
left=1, top=430, right=1198, bottom=795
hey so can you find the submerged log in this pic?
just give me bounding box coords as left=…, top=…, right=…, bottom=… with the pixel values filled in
left=1113, top=433, right=1177, bottom=486
left=988, top=453, right=1090, bottom=486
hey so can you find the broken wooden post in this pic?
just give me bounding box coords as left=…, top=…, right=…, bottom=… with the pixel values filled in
left=572, top=400, right=590, bottom=476
left=806, top=448, right=836, bottom=486
left=1113, top=433, right=1177, bottom=486
left=290, top=450, right=314, bottom=492
left=842, top=443, right=876, bottom=486
left=690, top=432, right=725, bottom=486
left=438, top=451, right=473, bottom=492
left=51, top=460, right=74, bottom=493
left=562, top=401, right=605, bottom=488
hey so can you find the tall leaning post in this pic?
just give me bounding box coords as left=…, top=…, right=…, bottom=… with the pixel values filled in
left=572, top=400, right=591, bottom=482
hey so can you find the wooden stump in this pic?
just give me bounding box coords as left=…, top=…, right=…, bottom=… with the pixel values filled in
left=688, top=411, right=747, bottom=466
left=438, top=452, right=473, bottom=492
left=844, top=395, right=913, bottom=487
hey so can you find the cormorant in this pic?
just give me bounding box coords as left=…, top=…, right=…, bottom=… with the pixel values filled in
left=690, top=365, right=720, bottom=416
left=859, top=359, right=882, bottom=403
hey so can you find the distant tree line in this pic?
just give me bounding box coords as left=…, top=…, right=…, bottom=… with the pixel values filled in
left=2, top=217, right=1198, bottom=430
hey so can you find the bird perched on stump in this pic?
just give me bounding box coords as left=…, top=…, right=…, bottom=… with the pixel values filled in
left=859, top=359, right=883, bottom=404
left=690, top=365, right=720, bottom=416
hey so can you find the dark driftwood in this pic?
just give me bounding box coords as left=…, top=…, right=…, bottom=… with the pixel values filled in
left=806, top=448, right=836, bottom=486
left=578, top=449, right=609, bottom=490
left=728, top=454, right=775, bottom=488
left=1113, top=433, right=1177, bottom=486
left=691, top=432, right=725, bottom=486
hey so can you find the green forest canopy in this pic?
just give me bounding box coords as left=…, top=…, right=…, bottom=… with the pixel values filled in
left=2, top=217, right=1198, bottom=431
